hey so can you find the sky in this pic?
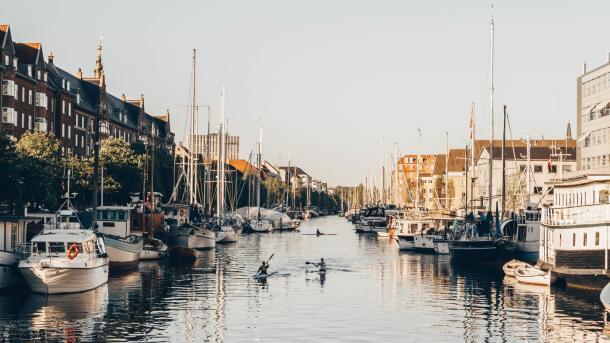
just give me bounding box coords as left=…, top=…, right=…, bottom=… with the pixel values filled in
left=3, top=0, right=610, bottom=186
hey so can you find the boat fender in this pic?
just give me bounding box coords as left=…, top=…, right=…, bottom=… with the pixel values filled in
left=67, top=244, right=79, bottom=260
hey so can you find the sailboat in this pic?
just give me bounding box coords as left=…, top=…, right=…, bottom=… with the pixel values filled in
left=167, top=49, right=216, bottom=252
left=19, top=170, right=109, bottom=294
left=215, top=85, right=240, bottom=243
left=251, top=126, right=274, bottom=232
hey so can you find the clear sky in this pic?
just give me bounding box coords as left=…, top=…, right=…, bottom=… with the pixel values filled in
left=3, top=1, right=609, bottom=186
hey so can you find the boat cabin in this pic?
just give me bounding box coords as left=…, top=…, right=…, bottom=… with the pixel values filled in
left=27, top=228, right=106, bottom=261
left=97, top=206, right=133, bottom=238
left=540, top=174, right=610, bottom=270
left=161, top=204, right=192, bottom=225
left=0, top=215, right=39, bottom=255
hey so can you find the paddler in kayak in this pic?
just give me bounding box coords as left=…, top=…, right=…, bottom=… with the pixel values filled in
left=316, top=229, right=321, bottom=236
left=311, top=258, right=326, bottom=272
left=257, top=261, right=269, bottom=275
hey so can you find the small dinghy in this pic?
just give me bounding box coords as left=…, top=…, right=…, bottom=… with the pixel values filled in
left=514, top=265, right=556, bottom=286
left=600, top=282, right=610, bottom=312
left=503, top=259, right=530, bottom=278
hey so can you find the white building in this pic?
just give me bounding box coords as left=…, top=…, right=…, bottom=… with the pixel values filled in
left=190, top=133, right=239, bottom=161
left=474, top=145, right=576, bottom=210
left=577, top=57, right=610, bottom=172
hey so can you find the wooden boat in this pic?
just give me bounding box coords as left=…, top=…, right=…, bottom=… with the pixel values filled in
left=514, top=264, right=556, bottom=286
left=600, top=282, right=610, bottom=312
left=502, top=259, right=530, bottom=278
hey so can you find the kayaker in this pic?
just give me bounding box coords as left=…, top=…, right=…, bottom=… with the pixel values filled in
left=312, top=258, right=326, bottom=272
left=257, top=261, right=269, bottom=275
left=316, top=229, right=321, bottom=236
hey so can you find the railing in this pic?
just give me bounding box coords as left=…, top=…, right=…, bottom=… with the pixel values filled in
left=542, top=203, right=610, bottom=226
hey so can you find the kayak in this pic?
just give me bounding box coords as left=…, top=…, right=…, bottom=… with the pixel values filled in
left=301, top=233, right=338, bottom=236
left=253, top=271, right=276, bottom=279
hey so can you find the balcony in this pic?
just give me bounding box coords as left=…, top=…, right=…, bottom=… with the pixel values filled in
left=542, top=203, right=610, bottom=226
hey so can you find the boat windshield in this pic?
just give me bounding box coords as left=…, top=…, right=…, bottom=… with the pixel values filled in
left=48, top=242, right=66, bottom=254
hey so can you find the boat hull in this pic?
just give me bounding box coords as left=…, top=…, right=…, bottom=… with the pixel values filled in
left=251, top=221, right=273, bottom=233
left=414, top=235, right=437, bottom=253
left=216, top=227, right=239, bottom=243
left=396, top=236, right=415, bottom=250
left=140, top=243, right=167, bottom=260
left=19, top=263, right=109, bottom=294
left=0, top=251, right=22, bottom=289
left=104, top=236, right=143, bottom=270
left=433, top=240, right=450, bottom=254
left=449, top=240, right=509, bottom=265
left=170, top=226, right=216, bottom=249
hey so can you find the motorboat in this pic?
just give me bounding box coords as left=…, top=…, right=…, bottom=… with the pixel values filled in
left=96, top=206, right=143, bottom=270
left=251, top=219, right=274, bottom=233
left=169, top=223, right=216, bottom=250
left=514, top=264, right=556, bottom=286
left=502, top=259, right=530, bottom=278
left=393, top=215, right=434, bottom=251
left=18, top=209, right=109, bottom=294
left=414, top=234, right=442, bottom=253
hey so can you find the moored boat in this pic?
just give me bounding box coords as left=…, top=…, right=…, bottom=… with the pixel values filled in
left=169, top=223, right=216, bottom=250
left=502, top=259, right=530, bottom=278
left=18, top=208, right=109, bottom=294
left=140, top=236, right=167, bottom=260
left=514, top=264, right=556, bottom=286
left=96, top=206, right=143, bottom=270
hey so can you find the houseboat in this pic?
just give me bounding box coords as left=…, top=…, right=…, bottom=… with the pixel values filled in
left=96, top=206, right=143, bottom=270
left=539, top=174, right=610, bottom=290
left=0, top=215, right=38, bottom=288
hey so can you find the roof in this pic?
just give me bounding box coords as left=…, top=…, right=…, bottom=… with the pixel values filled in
left=0, top=25, right=8, bottom=48
left=14, top=42, right=40, bottom=65
left=229, top=159, right=258, bottom=174
left=483, top=146, right=576, bottom=161
left=432, top=154, right=446, bottom=176
left=447, top=148, right=469, bottom=173
left=278, top=166, right=309, bottom=177
left=31, top=228, right=96, bottom=243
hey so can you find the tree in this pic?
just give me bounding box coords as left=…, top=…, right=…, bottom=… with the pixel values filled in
left=100, top=137, right=142, bottom=205
left=0, top=132, right=21, bottom=211
left=16, top=132, right=62, bottom=210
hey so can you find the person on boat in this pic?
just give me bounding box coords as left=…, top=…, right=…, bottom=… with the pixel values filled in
left=257, top=261, right=269, bottom=275
left=312, top=258, right=326, bottom=272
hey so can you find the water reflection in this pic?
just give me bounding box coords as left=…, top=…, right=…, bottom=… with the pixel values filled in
left=0, top=217, right=608, bottom=341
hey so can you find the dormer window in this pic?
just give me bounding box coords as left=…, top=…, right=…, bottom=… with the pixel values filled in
left=12, top=58, right=17, bottom=69
left=37, top=70, right=41, bottom=80
left=62, top=79, right=66, bottom=89
left=27, top=65, right=32, bottom=77
left=76, top=91, right=81, bottom=105
left=3, top=55, right=8, bottom=65
left=66, top=80, right=71, bottom=90
left=43, top=72, right=48, bottom=82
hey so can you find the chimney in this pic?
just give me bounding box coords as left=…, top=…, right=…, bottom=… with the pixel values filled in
left=121, top=93, right=126, bottom=102
left=583, top=61, right=587, bottom=74
left=76, top=68, right=83, bottom=79
left=48, top=52, right=54, bottom=64
left=139, top=94, right=145, bottom=109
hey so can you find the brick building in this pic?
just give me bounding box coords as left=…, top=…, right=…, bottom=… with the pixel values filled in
left=0, top=24, right=174, bottom=156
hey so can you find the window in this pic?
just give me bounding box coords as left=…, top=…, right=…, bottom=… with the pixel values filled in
left=534, top=187, right=543, bottom=194
left=2, top=80, right=16, bottom=97
left=34, top=118, right=47, bottom=132
left=549, top=165, right=557, bottom=173
left=35, top=92, right=48, bottom=109
left=36, top=70, right=41, bottom=80
left=48, top=242, right=66, bottom=254
left=75, top=114, right=79, bottom=127
left=21, top=113, right=24, bottom=128
left=584, top=233, right=588, bottom=246
left=81, top=135, right=84, bottom=148
left=33, top=242, right=46, bottom=255
left=559, top=234, right=562, bottom=247
left=68, top=125, right=71, bottom=140
left=1, top=107, right=17, bottom=125
left=534, top=165, right=543, bottom=173
left=28, top=90, right=32, bottom=105
left=43, top=72, right=47, bottom=82
left=28, top=115, right=32, bottom=130
left=27, top=65, right=32, bottom=77
left=3, top=55, right=8, bottom=65
left=12, top=57, right=17, bottom=69
left=68, top=102, right=71, bottom=116
left=20, top=87, right=24, bottom=102
left=61, top=123, right=65, bottom=137
left=9, top=223, right=17, bottom=251
left=572, top=233, right=576, bottom=247
left=75, top=134, right=78, bottom=147
left=596, top=232, right=600, bottom=246
left=62, top=100, right=65, bottom=114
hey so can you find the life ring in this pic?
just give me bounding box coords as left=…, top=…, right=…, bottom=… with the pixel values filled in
left=67, top=244, right=79, bottom=260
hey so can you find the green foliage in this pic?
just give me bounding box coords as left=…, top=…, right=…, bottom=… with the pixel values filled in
left=15, top=132, right=62, bottom=210
left=0, top=132, right=21, bottom=211
left=100, top=137, right=142, bottom=205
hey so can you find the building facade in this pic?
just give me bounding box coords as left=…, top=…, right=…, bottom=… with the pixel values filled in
left=577, top=58, right=610, bottom=172
left=190, top=133, right=239, bottom=162
left=0, top=24, right=174, bottom=157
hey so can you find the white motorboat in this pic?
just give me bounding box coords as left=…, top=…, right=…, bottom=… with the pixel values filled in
left=251, top=219, right=273, bottom=233
left=414, top=234, right=442, bottom=253
left=395, top=236, right=415, bottom=250
left=19, top=218, right=109, bottom=294
left=393, top=216, right=434, bottom=251
left=502, top=259, right=530, bottom=278
left=169, top=224, right=216, bottom=250
left=601, top=282, right=610, bottom=312
left=216, top=225, right=239, bottom=243
left=514, top=265, right=556, bottom=286
left=97, top=206, right=143, bottom=269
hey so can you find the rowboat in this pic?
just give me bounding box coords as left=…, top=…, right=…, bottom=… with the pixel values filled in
left=514, top=265, right=556, bottom=286
left=502, top=259, right=530, bottom=278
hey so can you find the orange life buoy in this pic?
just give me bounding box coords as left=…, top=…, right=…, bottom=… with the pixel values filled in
left=67, top=243, right=79, bottom=260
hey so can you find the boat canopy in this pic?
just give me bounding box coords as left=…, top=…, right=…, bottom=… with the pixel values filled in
left=30, top=228, right=96, bottom=243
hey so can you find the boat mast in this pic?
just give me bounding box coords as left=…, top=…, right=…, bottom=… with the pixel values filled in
left=526, top=134, right=531, bottom=206
left=188, top=49, right=198, bottom=206
left=501, top=105, right=506, bottom=218
left=256, top=126, right=262, bottom=220
left=415, top=128, right=421, bottom=211
left=445, top=131, right=449, bottom=209
left=394, top=142, right=399, bottom=206
left=217, top=85, right=226, bottom=224
left=487, top=0, right=496, bottom=212
left=286, top=152, right=291, bottom=209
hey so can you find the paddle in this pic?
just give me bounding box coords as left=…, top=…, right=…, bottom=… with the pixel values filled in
left=267, top=253, right=275, bottom=264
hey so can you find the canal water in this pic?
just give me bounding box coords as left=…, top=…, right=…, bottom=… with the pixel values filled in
left=0, top=215, right=609, bottom=342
